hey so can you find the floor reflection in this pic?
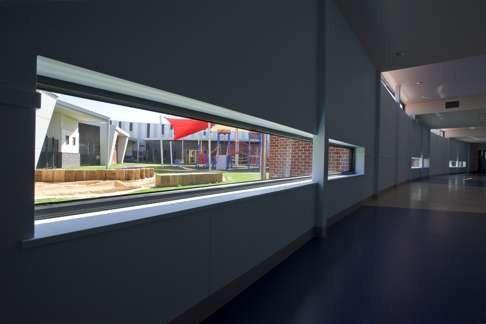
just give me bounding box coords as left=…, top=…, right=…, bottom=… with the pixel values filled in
left=366, top=174, right=486, bottom=213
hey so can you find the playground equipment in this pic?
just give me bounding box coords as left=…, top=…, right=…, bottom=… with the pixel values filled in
left=215, top=127, right=232, bottom=170
left=164, top=117, right=265, bottom=171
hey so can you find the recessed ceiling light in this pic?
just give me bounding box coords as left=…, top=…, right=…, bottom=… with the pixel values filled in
left=469, top=126, right=477, bottom=130
left=394, top=51, right=408, bottom=57
left=416, top=81, right=424, bottom=85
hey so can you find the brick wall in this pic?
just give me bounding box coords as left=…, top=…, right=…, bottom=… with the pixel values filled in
left=328, top=146, right=352, bottom=175
left=268, top=136, right=312, bottom=178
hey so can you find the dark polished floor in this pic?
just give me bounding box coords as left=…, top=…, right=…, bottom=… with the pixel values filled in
left=203, top=175, right=486, bottom=324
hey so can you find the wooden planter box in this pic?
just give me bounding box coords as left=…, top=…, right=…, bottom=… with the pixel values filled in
left=155, top=172, right=223, bottom=188
left=35, top=167, right=156, bottom=183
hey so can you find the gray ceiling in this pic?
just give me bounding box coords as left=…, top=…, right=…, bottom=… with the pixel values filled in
left=386, top=56, right=486, bottom=143
left=383, top=55, right=486, bottom=104
left=339, top=0, right=486, bottom=143
left=417, top=110, right=486, bottom=130
left=336, top=0, right=486, bottom=71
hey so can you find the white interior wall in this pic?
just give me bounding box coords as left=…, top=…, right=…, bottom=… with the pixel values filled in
left=3, top=2, right=476, bottom=324
left=2, top=2, right=319, bottom=323
left=321, top=0, right=378, bottom=224
left=378, top=83, right=470, bottom=189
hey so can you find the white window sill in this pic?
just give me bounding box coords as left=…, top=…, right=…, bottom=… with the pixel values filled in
left=24, top=179, right=314, bottom=247
left=327, top=173, right=364, bottom=181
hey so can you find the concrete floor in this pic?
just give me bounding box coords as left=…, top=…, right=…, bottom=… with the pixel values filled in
left=203, top=174, right=486, bottom=323
left=366, top=174, right=486, bottom=214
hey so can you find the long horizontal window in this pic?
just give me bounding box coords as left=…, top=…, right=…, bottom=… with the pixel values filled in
left=35, top=90, right=313, bottom=213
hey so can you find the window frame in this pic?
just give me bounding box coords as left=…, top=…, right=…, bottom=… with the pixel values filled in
left=327, top=139, right=365, bottom=180
left=37, top=76, right=311, bottom=142
left=411, top=156, right=423, bottom=169
left=327, top=143, right=356, bottom=176
left=35, top=80, right=314, bottom=220
left=35, top=175, right=311, bottom=220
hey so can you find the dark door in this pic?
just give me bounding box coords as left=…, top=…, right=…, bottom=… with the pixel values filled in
left=79, top=123, right=101, bottom=165
left=478, top=150, right=486, bottom=173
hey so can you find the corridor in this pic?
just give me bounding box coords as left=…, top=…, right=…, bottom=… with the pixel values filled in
left=204, top=175, right=486, bottom=323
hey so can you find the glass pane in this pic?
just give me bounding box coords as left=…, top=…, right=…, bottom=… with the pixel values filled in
left=411, top=157, right=422, bottom=168
left=328, top=145, right=353, bottom=175
left=34, top=90, right=312, bottom=206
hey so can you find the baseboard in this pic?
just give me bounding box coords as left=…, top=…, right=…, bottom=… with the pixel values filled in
left=169, top=227, right=317, bottom=324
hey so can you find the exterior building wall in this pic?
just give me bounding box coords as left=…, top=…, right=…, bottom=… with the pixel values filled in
left=60, top=114, right=79, bottom=154
left=59, top=152, right=80, bottom=168
left=268, top=136, right=312, bottom=179
left=45, top=111, right=79, bottom=154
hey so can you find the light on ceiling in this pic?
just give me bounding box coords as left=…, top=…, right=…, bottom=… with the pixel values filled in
left=394, top=51, right=407, bottom=57
left=416, top=81, right=423, bottom=85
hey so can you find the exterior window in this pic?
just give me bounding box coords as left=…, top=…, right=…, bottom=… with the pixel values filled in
left=65, top=135, right=69, bottom=145
left=129, top=122, right=133, bottom=131
left=34, top=90, right=313, bottom=215
left=328, top=145, right=354, bottom=175
left=423, top=158, right=430, bottom=168
left=161, top=124, right=165, bottom=135
left=118, top=121, right=122, bottom=128
left=411, top=157, right=423, bottom=169
left=456, top=161, right=466, bottom=168
left=327, top=139, right=365, bottom=179
left=449, top=160, right=458, bottom=168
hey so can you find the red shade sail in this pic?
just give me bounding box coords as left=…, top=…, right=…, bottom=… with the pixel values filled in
left=165, top=118, right=209, bottom=140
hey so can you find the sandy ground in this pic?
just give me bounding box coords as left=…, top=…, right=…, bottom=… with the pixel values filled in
left=35, top=177, right=156, bottom=201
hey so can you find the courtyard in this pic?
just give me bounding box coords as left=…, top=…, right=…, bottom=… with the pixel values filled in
left=35, top=163, right=261, bottom=204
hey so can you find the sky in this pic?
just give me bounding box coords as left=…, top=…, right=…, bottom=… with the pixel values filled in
left=56, top=93, right=181, bottom=124
left=54, top=92, right=247, bottom=134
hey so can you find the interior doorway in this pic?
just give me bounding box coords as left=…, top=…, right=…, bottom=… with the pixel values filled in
left=478, top=150, right=486, bottom=173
